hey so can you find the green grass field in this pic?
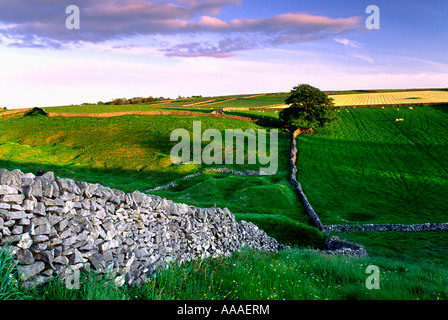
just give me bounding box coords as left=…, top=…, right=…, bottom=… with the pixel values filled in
left=296, top=105, right=448, bottom=225
left=293, top=105, right=448, bottom=266
left=0, top=112, right=322, bottom=247
left=0, top=115, right=264, bottom=188
left=201, top=96, right=287, bottom=109
left=2, top=246, right=446, bottom=300
left=227, top=110, right=282, bottom=124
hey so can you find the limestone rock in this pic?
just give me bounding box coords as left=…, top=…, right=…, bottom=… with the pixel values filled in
left=54, top=255, right=69, bottom=265
left=18, top=261, right=45, bottom=281
left=0, top=169, right=23, bottom=191
left=17, top=233, right=33, bottom=249
left=1, top=194, right=25, bottom=205
left=0, top=185, right=18, bottom=195
left=1, top=209, right=26, bottom=220
left=33, top=202, right=46, bottom=216
left=17, top=249, right=35, bottom=265
left=30, top=179, right=43, bottom=199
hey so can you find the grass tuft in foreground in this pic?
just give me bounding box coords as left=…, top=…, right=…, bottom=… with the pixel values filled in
left=0, top=246, right=29, bottom=300
left=2, top=247, right=446, bottom=301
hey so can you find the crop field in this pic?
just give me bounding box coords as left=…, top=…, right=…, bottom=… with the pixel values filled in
left=331, top=90, right=448, bottom=107
left=34, top=90, right=448, bottom=118
left=43, top=94, right=289, bottom=114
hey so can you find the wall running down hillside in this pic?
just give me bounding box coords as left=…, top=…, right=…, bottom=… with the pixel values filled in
left=0, top=168, right=282, bottom=287
left=289, top=129, right=325, bottom=231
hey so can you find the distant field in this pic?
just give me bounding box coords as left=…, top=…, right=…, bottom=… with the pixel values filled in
left=32, top=89, right=448, bottom=116
left=43, top=104, right=215, bottom=114
left=44, top=95, right=288, bottom=114
left=331, top=90, right=448, bottom=107
left=201, top=95, right=287, bottom=109
left=296, top=105, right=448, bottom=225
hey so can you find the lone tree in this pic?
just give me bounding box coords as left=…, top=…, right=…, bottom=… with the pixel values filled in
left=280, top=84, right=338, bottom=131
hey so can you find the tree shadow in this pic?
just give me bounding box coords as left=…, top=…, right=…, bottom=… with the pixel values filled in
left=431, top=104, right=448, bottom=114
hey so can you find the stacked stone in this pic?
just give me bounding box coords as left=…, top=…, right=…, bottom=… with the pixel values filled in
left=0, top=168, right=282, bottom=287
left=325, top=223, right=448, bottom=232
left=289, top=130, right=325, bottom=231
left=323, top=236, right=367, bottom=257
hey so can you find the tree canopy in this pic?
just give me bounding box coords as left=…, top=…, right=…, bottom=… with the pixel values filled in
left=280, top=84, right=338, bottom=130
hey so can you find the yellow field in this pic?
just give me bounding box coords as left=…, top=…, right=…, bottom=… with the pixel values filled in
left=329, top=90, right=448, bottom=107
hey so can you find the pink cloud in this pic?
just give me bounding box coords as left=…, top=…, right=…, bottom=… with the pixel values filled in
left=194, top=16, right=229, bottom=28
left=227, top=13, right=360, bottom=33
left=0, top=1, right=361, bottom=57
left=160, top=12, right=361, bottom=57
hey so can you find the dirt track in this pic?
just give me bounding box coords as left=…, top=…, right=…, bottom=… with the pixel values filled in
left=0, top=108, right=33, bottom=117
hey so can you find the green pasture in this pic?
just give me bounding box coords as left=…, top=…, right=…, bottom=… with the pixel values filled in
left=0, top=112, right=321, bottom=247
left=295, top=105, right=448, bottom=225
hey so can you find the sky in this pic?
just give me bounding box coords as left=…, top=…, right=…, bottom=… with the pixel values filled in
left=0, top=0, right=447, bottom=109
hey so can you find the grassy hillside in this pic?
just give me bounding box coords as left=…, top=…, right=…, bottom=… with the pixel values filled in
left=0, top=115, right=266, bottom=189
left=296, top=105, right=448, bottom=225
left=294, top=105, right=448, bottom=264
left=0, top=112, right=321, bottom=247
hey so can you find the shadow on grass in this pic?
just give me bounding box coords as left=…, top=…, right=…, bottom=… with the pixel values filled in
left=432, top=104, right=448, bottom=114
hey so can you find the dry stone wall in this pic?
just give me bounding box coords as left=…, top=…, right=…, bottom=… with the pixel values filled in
left=0, top=168, right=282, bottom=287
left=146, top=168, right=261, bottom=192
left=289, top=130, right=325, bottom=231
left=326, top=223, right=448, bottom=232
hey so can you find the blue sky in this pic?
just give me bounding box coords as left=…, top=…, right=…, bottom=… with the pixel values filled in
left=0, top=0, right=446, bottom=108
